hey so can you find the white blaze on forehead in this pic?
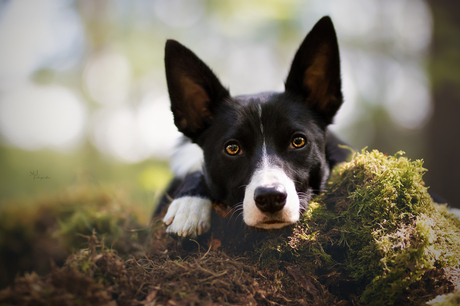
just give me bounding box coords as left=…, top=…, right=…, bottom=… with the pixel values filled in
left=258, top=104, right=264, bottom=135
left=257, top=104, right=269, bottom=169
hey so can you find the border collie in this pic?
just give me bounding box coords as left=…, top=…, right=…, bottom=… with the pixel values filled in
left=156, top=16, right=350, bottom=237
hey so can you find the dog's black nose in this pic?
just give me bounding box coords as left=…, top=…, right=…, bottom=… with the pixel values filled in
left=254, top=184, right=287, bottom=213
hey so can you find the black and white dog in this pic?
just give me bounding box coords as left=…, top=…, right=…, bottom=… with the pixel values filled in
left=156, top=16, right=350, bottom=238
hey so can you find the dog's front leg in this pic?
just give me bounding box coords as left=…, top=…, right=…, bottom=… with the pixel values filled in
left=163, top=171, right=212, bottom=237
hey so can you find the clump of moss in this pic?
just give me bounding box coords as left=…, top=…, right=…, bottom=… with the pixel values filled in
left=261, top=150, right=460, bottom=305
left=0, top=236, right=117, bottom=306
left=0, top=185, right=148, bottom=288
left=329, top=150, right=460, bottom=305
left=55, top=193, right=146, bottom=254
left=0, top=234, right=138, bottom=306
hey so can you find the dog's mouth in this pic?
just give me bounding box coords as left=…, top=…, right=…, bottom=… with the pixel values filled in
left=254, top=219, right=294, bottom=230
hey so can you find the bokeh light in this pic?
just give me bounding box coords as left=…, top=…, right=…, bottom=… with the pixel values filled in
left=83, top=51, right=132, bottom=106
left=0, top=83, right=86, bottom=150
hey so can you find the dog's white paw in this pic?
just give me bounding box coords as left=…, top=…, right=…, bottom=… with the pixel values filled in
left=163, top=196, right=212, bottom=237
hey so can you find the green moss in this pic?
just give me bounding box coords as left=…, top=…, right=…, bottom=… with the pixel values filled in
left=326, top=150, right=460, bottom=305
left=0, top=184, right=149, bottom=288
left=56, top=195, right=146, bottom=254
left=64, top=235, right=129, bottom=288
left=0, top=185, right=149, bottom=254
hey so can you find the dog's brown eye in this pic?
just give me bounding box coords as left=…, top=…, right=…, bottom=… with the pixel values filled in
left=292, top=136, right=306, bottom=148
left=225, top=143, right=240, bottom=155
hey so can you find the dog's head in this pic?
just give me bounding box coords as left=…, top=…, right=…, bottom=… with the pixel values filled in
left=165, top=16, right=343, bottom=229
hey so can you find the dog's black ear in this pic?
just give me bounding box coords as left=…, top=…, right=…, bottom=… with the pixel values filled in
left=285, top=16, right=342, bottom=125
left=165, top=40, right=230, bottom=139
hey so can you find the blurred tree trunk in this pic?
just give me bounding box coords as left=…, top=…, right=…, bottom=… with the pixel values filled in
left=425, top=0, right=460, bottom=207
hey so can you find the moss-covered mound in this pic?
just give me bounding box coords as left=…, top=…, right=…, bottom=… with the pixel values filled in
left=259, top=150, right=460, bottom=305
left=0, top=150, right=459, bottom=305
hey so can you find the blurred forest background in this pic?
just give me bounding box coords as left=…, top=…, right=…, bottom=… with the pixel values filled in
left=0, top=0, right=459, bottom=213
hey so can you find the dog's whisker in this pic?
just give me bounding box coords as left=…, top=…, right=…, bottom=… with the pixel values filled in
left=238, top=184, right=248, bottom=190
left=228, top=203, right=244, bottom=222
